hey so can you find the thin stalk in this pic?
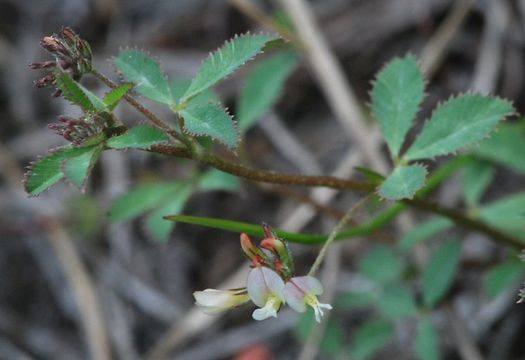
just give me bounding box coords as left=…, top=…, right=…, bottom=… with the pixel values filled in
left=308, top=195, right=371, bottom=276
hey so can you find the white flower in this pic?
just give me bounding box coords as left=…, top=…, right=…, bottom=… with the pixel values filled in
left=247, top=267, right=285, bottom=320
left=283, top=276, right=333, bottom=323
left=193, top=288, right=250, bottom=315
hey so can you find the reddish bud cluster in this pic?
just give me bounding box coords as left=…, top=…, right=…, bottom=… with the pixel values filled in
left=30, top=27, right=92, bottom=96
left=240, top=224, right=295, bottom=280
left=48, top=114, right=107, bottom=145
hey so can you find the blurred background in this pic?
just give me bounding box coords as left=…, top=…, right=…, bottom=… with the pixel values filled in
left=1, top=0, right=525, bottom=359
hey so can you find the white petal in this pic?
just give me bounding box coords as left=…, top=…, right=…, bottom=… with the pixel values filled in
left=252, top=305, right=277, bottom=321
left=313, top=306, right=323, bottom=323
left=247, top=267, right=285, bottom=307
left=193, top=288, right=249, bottom=314
left=194, top=289, right=231, bottom=307
left=283, top=281, right=307, bottom=313
left=291, top=276, right=324, bottom=295
left=319, top=303, right=333, bottom=310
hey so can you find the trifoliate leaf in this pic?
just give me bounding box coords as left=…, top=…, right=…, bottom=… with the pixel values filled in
left=181, top=33, right=278, bottom=101
left=371, top=56, right=425, bottom=157
left=404, top=95, right=514, bottom=161
left=170, top=80, right=219, bottom=107
left=414, top=317, right=440, bottom=360
left=378, top=164, right=427, bottom=200
left=109, top=182, right=182, bottom=222
left=484, top=261, right=525, bottom=299
left=399, top=217, right=452, bottom=252
left=62, top=145, right=103, bottom=189
left=198, top=169, right=240, bottom=192
left=237, top=51, right=298, bottom=131
left=352, top=319, right=394, bottom=360
left=479, top=192, right=525, bottom=238
left=422, top=239, right=461, bottom=307
left=462, top=158, right=494, bottom=208
left=55, top=71, right=106, bottom=112
left=106, top=124, right=169, bottom=149
left=114, top=49, right=172, bottom=104
left=376, top=284, right=418, bottom=320
left=145, top=184, right=192, bottom=242
left=475, top=122, right=525, bottom=175
left=24, top=146, right=100, bottom=196
left=103, top=83, right=134, bottom=110
left=180, top=103, right=238, bottom=149
left=359, top=245, right=404, bottom=284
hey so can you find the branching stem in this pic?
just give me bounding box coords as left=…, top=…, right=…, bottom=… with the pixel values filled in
left=90, top=68, right=190, bottom=147
left=148, top=144, right=523, bottom=249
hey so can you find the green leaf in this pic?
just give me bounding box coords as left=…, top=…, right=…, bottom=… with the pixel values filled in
left=484, top=261, right=525, bottom=299
left=114, top=49, right=172, bottom=104
left=103, top=83, right=134, bottom=110
left=106, top=125, right=169, bottom=149
left=404, top=95, right=514, bottom=161
left=399, top=217, right=452, bottom=252
left=24, top=147, right=98, bottom=196
left=462, top=158, right=494, bottom=208
left=355, top=167, right=385, bottom=186
left=376, top=284, right=417, bottom=320
left=109, top=183, right=181, bottom=222
left=25, top=151, right=67, bottom=196
left=475, top=122, right=525, bottom=175
left=180, top=103, right=239, bottom=149
left=198, top=169, right=240, bottom=192
left=378, top=164, right=427, bottom=200
left=55, top=72, right=105, bottom=112
left=170, top=80, right=219, bottom=107
left=164, top=214, right=324, bottom=244
left=352, top=319, right=394, bottom=360
left=371, top=56, right=425, bottom=157
left=422, top=239, right=461, bottom=307
left=237, top=51, right=298, bottom=131
left=359, top=245, right=404, bottom=284
left=146, top=185, right=192, bottom=241
left=295, top=311, right=344, bottom=356
left=62, top=145, right=103, bottom=189
left=163, top=213, right=397, bottom=245
left=181, top=33, right=278, bottom=101
left=414, top=317, right=440, bottom=360
left=478, top=191, right=525, bottom=237
left=336, top=291, right=375, bottom=309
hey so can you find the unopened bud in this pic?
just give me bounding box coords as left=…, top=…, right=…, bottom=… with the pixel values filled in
left=240, top=233, right=266, bottom=264
left=34, top=74, right=56, bottom=88
left=40, top=36, right=60, bottom=52
left=61, top=27, right=76, bottom=43
left=262, top=223, right=274, bottom=239
left=260, top=225, right=294, bottom=279
left=29, top=61, right=56, bottom=69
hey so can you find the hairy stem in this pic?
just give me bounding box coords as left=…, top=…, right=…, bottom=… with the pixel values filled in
left=149, top=145, right=522, bottom=249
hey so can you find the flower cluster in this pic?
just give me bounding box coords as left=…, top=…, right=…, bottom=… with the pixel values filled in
left=48, top=113, right=110, bottom=145
left=193, top=224, right=332, bottom=322
left=30, top=27, right=92, bottom=96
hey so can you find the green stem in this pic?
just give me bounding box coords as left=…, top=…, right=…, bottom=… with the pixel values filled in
left=308, top=196, right=371, bottom=276
left=151, top=145, right=522, bottom=248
